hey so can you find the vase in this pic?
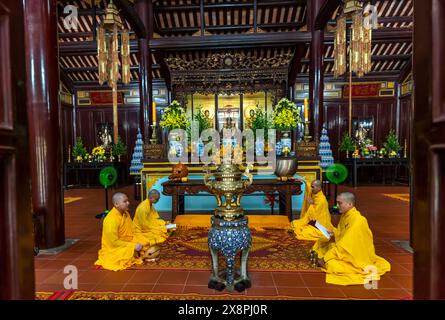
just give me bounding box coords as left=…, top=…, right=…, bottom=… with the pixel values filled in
left=346, top=150, right=350, bottom=159
left=280, top=130, right=292, bottom=151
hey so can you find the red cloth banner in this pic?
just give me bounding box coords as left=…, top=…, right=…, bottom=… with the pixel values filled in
left=90, top=91, right=124, bottom=105
left=343, top=83, right=381, bottom=98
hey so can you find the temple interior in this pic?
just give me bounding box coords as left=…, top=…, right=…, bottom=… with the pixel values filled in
left=1, top=0, right=445, bottom=302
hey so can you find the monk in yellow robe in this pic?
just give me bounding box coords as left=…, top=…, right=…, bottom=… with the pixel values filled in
left=290, top=179, right=334, bottom=240
left=95, top=192, right=145, bottom=271
left=133, top=189, right=170, bottom=247
left=313, top=192, right=391, bottom=285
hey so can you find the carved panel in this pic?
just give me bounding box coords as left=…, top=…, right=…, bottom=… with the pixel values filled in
left=0, top=10, right=12, bottom=130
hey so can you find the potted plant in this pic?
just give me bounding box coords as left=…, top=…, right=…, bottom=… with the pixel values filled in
left=339, top=132, right=355, bottom=158
left=383, top=130, right=401, bottom=158
left=72, top=137, right=87, bottom=162
left=112, top=136, right=127, bottom=162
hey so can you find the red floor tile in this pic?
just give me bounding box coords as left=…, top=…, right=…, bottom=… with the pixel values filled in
left=374, top=288, right=411, bottom=299
left=245, top=286, right=278, bottom=296
left=182, top=285, right=215, bottom=295
left=127, top=270, right=163, bottom=284
left=248, top=272, right=275, bottom=287
left=300, top=273, right=338, bottom=288
left=152, top=284, right=184, bottom=294
left=389, top=275, right=413, bottom=290
left=123, top=284, right=155, bottom=292
left=273, top=272, right=305, bottom=287
left=98, top=270, right=137, bottom=284
left=276, top=287, right=311, bottom=297
left=156, top=270, right=190, bottom=285
left=185, top=271, right=211, bottom=286
left=340, top=286, right=380, bottom=299
left=308, top=287, right=346, bottom=298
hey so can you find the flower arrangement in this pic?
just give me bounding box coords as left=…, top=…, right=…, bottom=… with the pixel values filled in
left=159, top=100, right=189, bottom=130
left=272, top=98, right=301, bottom=131
left=72, top=137, right=87, bottom=161
left=383, top=130, right=401, bottom=156
left=92, top=146, right=106, bottom=161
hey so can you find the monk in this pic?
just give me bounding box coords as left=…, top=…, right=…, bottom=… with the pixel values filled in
left=313, top=192, right=391, bottom=285
left=95, top=192, right=145, bottom=271
left=290, top=179, right=334, bottom=241
left=133, top=189, right=170, bottom=247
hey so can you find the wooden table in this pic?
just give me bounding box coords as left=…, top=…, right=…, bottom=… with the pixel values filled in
left=162, top=179, right=302, bottom=221
left=343, top=158, right=410, bottom=188
left=64, top=162, right=127, bottom=188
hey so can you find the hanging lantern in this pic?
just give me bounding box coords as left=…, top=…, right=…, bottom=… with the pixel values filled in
left=333, top=0, right=373, bottom=78
left=96, top=1, right=131, bottom=143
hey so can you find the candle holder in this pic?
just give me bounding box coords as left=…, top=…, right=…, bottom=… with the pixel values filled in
left=150, top=123, right=158, bottom=145
left=303, top=120, right=312, bottom=142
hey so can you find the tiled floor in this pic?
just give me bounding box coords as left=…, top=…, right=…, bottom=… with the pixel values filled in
left=35, top=184, right=412, bottom=299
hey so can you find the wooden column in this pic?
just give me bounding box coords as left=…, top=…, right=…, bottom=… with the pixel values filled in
left=24, top=0, right=64, bottom=249
left=412, top=0, right=445, bottom=299
left=0, top=0, right=35, bottom=299
left=308, top=0, right=325, bottom=142
left=135, top=0, right=152, bottom=140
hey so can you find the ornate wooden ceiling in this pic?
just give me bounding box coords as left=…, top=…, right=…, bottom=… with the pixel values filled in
left=57, top=0, right=413, bottom=90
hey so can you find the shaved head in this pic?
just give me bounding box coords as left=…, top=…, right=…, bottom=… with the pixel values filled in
left=112, top=192, right=127, bottom=206
left=112, top=192, right=130, bottom=213
left=310, top=179, right=323, bottom=194
left=148, top=189, right=160, bottom=197
left=338, top=192, right=356, bottom=206
left=148, top=189, right=161, bottom=204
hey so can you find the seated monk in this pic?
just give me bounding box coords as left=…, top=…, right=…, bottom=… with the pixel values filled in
left=290, top=179, right=334, bottom=241
left=95, top=192, right=146, bottom=271
left=313, top=192, right=391, bottom=285
left=133, top=189, right=170, bottom=248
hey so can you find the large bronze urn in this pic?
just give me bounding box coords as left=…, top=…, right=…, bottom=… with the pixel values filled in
left=204, top=163, right=253, bottom=221
left=203, top=162, right=253, bottom=292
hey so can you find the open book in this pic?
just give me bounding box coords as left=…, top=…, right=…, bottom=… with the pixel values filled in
left=315, top=221, right=331, bottom=240
left=166, top=223, right=177, bottom=230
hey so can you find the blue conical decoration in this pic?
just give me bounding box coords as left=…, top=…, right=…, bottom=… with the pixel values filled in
left=129, top=128, right=144, bottom=175
left=319, top=127, right=335, bottom=171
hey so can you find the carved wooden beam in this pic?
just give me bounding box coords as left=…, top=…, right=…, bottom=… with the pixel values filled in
left=314, top=0, right=342, bottom=30
left=150, top=32, right=311, bottom=50
left=398, top=56, right=412, bottom=83
left=113, top=0, right=146, bottom=39
left=59, top=67, right=75, bottom=94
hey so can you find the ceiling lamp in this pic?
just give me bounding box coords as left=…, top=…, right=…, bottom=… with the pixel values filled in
left=97, top=0, right=131, bottom=143
left=333, top=0, right=372, bottom=78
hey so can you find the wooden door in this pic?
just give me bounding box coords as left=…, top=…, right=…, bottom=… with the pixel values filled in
left=0, top=1, right=34, bottom=299
left=412, top=0, right=445, bottom=299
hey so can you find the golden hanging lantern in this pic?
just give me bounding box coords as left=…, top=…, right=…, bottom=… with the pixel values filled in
left=97, top=0, right=131, bottom=143
left=333, top=0, right=374, bottom=137
left=333, top=0, right=373, bottom=79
